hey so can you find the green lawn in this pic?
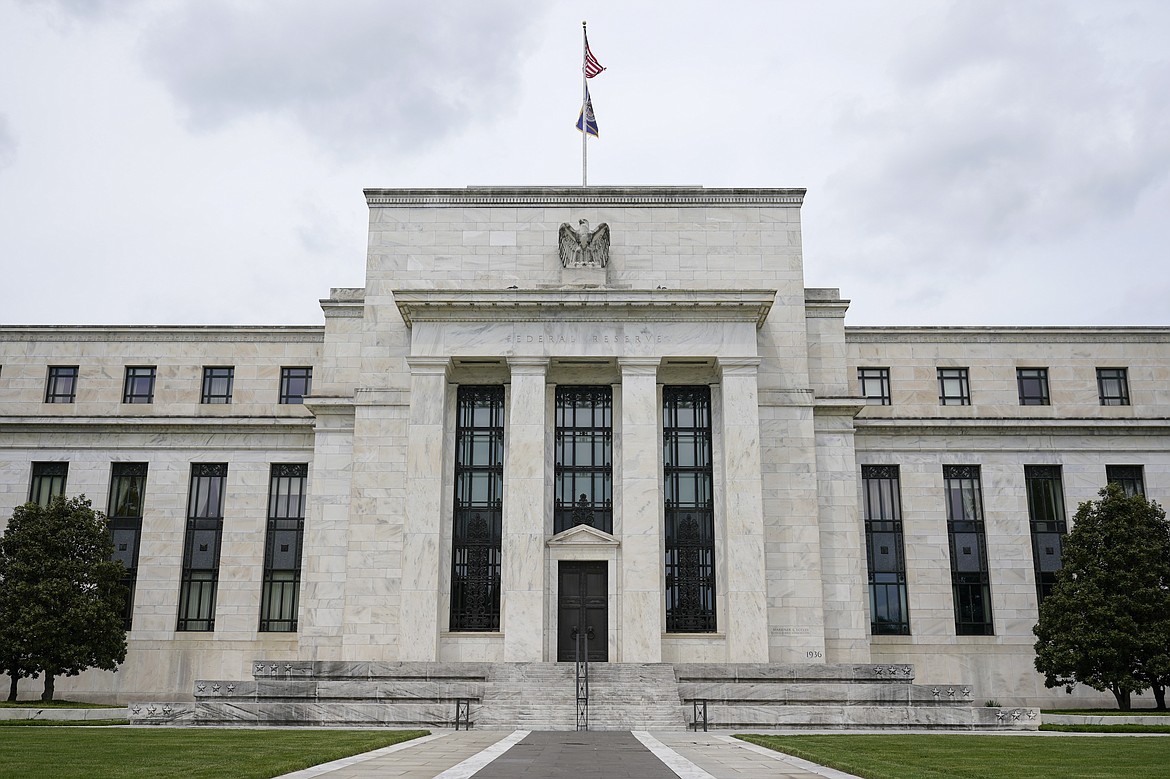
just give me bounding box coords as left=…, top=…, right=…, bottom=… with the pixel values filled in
left=737, top=734, right=1170, bottom=779
left=0, top=728, right=428, bottom=779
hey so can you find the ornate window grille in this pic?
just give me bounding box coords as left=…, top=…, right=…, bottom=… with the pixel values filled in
left=450, top=386, right=504, bottom=631
left=260, top=464, right=307, bottom=632
left=862, top=465, right=910, bottom=635
left=1106, top=464, right=1145, bottom=497
left=108, top=462, right=148, bottom=629
left=663, top=386, right=716, bottom=633
left=177, top=463, right=227, bottom=631
left=1025, top=465, right=1066, bottom=606
left=943, top=465, right=993, bottom=635
left=28, top=461, right=68, bottom=506
left=554, top=386, right=613, bottom=534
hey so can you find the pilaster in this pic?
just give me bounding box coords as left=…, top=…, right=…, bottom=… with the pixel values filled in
left=502, top=357, right=549, bottom=660
left=399, top=357, right=450, bottom=660
left=617, top=357, right=663, bottom=662
left=717, top=357, right=770, bottom=662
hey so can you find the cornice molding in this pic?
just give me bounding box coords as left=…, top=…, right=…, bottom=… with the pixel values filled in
left=846, top=327, right=1170, bottom=344
left=0, top=326, right=324, bottom=343
left=392, top=288, right=776, bottom=329
left=364, top=186, right=805, bottom=208
left=855, top=416, right=1170, bottom=436
left=0, top=415, right=315, bottom=436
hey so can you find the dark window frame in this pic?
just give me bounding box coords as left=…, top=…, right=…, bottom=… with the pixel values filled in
left=29, top=461, right=68, bottom=506
left=1016, top=368, right=1050, bottom=406
left=122, top=366, right=157, bottom=404
left=279, top=367, right=313, bottom=405
left=937, top=368, right=971, bottom=406
left=858, top=367, right=892, bottom=405
left=108, top=462, right=148, bottom=629
left=554, top=386, right=613, bottom=534
left=449, top=386, right=505, bottom=632
left=1025, top=465, right=1067, bottom=606
left=943, top=465, right=994, bottom=635
left=1097, top=368, right=1130, bottom=406
left=177, top=463, right=227, bottom=631
left=45, top=365, right=79, bottom=403
left=200, top=367, right=234, bottom=404
left=1106, top=464, right=1145, bottom=497
left=663, top=385, right=717, bottom=633
left=259, top=463, right=307, bottom=632
left=862, top=465, right=910, bottom=635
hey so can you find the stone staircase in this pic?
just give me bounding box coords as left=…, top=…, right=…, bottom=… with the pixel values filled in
left=128, top=660, right=1037, bottom=730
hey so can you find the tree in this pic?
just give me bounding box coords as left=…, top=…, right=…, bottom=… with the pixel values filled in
left=1034, top=484, right=1170, bottom=710
left=0, top=496, right=127, bottom=701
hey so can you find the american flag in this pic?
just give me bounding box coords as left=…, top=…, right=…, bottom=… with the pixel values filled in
left=584, top=31, right=605, bottom=78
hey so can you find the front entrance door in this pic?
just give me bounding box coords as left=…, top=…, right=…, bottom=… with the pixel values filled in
left=557, top=561, right=608, bottom=662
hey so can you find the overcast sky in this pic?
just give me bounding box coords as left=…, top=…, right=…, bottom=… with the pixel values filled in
left=2, top=1, right=1168, bottom=327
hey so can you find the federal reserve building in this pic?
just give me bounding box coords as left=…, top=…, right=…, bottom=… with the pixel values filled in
left=2, top=186, right=1166, bottom=728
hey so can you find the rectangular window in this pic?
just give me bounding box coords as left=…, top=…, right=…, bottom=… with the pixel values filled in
left=177, top=463, right=227, bottom=631
left=201, top=367, right=234, bottom=404
left=862, top=465, right=910, bottom=635
left=122, top=366, right=157, bottom=404
left=29, top=462, right=68, bottom=506
left=260, top=464, right=307, bottom=632
left=449, top=386, right=505, bottom=632
left=1025, top=465, right=1067, bottom=606
left=45, top=366, right=78, bottom=403
left=1097, top=368, right=1130, bottom=406
left=937, top=368, right=971, bottom=406
left=554, top=386, right=613, bottom=534
left=943, top=465, right=993, bottom=635
left=1016, top=368, right=1050, bottom=406
left=108, top=463, right=147, bottom=629
left=858, top=368, right=891, bottom=405
left=1106, top=464, right=1145, bottom=497
left=279, top=367, right=313, bottom=404
left=663, top=386, right=716, bottom=633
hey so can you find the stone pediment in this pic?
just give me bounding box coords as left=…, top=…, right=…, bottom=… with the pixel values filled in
left=546, top=524, right=619, bottom=548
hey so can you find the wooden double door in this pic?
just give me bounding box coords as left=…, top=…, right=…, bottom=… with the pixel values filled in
left=557, top=561, right=608, bottom=662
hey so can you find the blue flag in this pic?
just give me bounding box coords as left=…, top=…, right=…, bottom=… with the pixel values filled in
left=576, top=87, right=599, bottom=137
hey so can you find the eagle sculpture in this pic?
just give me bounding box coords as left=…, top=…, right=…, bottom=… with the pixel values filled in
left=558, top=219, right=611, bottom=268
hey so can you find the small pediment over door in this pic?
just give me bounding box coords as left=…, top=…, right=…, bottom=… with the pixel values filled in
left=547, top=523, right=619, bottom=548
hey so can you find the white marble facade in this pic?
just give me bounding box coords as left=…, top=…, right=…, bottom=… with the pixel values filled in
left=0, top=187, right=1167, bottom=708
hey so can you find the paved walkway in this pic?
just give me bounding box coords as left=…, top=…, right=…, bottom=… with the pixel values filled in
left=276, top=730, right=859, bottom=779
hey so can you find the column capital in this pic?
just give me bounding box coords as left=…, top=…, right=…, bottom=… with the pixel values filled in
left=507, top=356, right=549, bottom=375
left=617, top=357, right=661, bottom=376
left=717, top=357, right=761, bottom=377
left=405, top=356, right=451, bottom=377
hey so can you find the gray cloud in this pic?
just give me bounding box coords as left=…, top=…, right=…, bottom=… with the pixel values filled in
left=827, top=2, right=1170, bottom=280
left=0, top=114, right=15, bottom=171
left=139, top=1, right=547, bottom=155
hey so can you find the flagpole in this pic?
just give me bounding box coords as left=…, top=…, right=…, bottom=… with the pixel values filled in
left=582, top=21, right=588, bottom=186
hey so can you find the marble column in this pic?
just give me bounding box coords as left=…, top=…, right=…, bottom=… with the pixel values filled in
left=618, top=358, right=663, bottom=663
left=718, top=358, right=770, bottom=662
left=502, top=357, right=549, bottom=661
left=398, top=357, right=450, bottom=661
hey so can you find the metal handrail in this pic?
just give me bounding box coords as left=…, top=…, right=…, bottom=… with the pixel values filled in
left=693, top=699, right=708, bottom=732
left=574, top=626, right=591, bottom=731
left=454, top=698, right=471, bottom=730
